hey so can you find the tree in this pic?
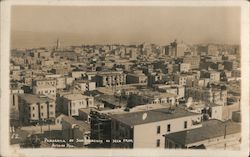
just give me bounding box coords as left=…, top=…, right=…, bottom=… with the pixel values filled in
left=127, top=94, right=140, bottom=108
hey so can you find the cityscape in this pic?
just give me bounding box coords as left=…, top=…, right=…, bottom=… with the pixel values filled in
left=9, top=6, right=241, bottom=150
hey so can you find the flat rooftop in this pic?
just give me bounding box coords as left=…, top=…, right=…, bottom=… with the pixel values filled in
left=110, top=107, right=200, bottom=126
left=63, top=93, right=91, bottom=101
left=142, top=91, right=177, bottom=98
left=165, top=119, right=241, bottom=146
left=19, top=94, right=54, bottom=104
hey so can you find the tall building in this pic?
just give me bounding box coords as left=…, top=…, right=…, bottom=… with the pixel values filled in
left=18, top=94, right=56, bottom=125
left=183, top=56, right=201, bottom=70
left=165, top=40, right=187, bottom=57
left=55, top=39, right=60, bottom=51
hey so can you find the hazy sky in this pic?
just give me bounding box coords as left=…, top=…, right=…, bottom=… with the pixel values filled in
left=11, top=6, right=240, bottom=48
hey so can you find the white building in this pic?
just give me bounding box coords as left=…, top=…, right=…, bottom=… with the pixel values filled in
left=180, top=63, right=191, bottom=73
left=109, top=107, right=202, bottom=148
left=61, top=94, right=94, bottom=116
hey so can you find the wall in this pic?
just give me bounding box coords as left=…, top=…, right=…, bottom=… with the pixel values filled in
left=133, top=115, right=202, bottom=148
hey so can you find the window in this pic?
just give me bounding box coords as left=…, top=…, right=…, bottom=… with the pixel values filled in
left=167, top=124, right=171, bottom=132
left=168, top=141, right=173, bottom=148
left=40, top=105, right=43, bottom=109
left=156, top=139, right=160, bottom=147
left=157, top=126, right=161, bottom=134
left=33, top=107, right=35, bottom=110
left=184, top=121, right=187, bottom=129
left=32, top=114, right=35, bottom=117
left=50, top=104, right=53, bottom=108
left=41, top=113, right=43, bottom=117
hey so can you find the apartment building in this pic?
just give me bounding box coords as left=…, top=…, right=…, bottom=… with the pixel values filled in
left=61, top=93, right=94, bottom=116
left=32, top=78, right=57, bottom=99
left=96, top=71, right=126, bottom=87
left=18, top=94, right=56, bottom=125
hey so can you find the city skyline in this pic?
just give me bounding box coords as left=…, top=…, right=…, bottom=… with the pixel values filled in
left=11, top=6, right=240, bottom=48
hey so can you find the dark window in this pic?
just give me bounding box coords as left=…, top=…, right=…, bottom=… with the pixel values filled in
left=156, top=139, right=160, bottom=147
left=167, top=124, right=171, bottom=132
left=41, top=105, right=43, bottom=109
left=157, top=126, right=161, bottom=134
left=168, top=141, right=173, bottom=148
left=32, top=114, right=35, bottom=117
left=13, top=96, right=15, bottom=106
left=184, top=121, right=187, bottom=129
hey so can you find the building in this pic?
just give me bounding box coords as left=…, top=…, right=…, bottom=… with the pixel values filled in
left=32, top=78, right=57, bottom=87
left=10, top=87, right=24, bottom=127
left=142, top=91, right=178, bottom=105
left=61, top=94, right=94, bottom=116
left=182, top=100, right=223, bottom=121
left=74, top=80, right=96, bottom=93
left=90, top=110, right=112, bottom=148
left=183, top=56, right=200, bottom=69
left=96, top=71, right=126, bottom=87
left=164, top=119, right=241, bottom=150
left=109, top=107, right=202, bottom=148
left=165, top=40, right=188, bottom=57
left=174, top=73, right=198, bottom=86
left=32, top=78, right=57, bottom=99
left=18, top=94, right=56, bottom=125
left=62, top=116, right=90, bottom=147
left=200, top=70, right=221, bottom=83
left=180, top=63, right=191, bottom=73
left=126, top=70, right=148, bottom=85
left=185, top=85, right=227, bottom=106
left=33, top=85, right=57, bottom=99
left=71, top=71, right=86, bottom=80
left=154, top=84, right=185, bottom=100
left=10, top=88, right=24, bottom=111
left=207, top=44, right=219, bottom=56
left=223, top=61, right=238, bottom=71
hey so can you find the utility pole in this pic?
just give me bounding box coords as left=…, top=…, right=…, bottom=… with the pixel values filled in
left=224, top=123, right=227, bottom=150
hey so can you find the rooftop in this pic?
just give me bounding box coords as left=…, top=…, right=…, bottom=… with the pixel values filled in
left=110, top=107, right=200, bottom=126
left=19, top=94, right=54, bottom=104
left=165, top=119, right=241, bottom=145
left=142, top=91, right=177, bottom=99
left=62, top=116, right=90, bottom=131
left=63, top=93, right=91, bottom=101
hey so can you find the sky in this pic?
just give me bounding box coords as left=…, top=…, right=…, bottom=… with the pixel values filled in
left=11, top=6, right=241, bottom=48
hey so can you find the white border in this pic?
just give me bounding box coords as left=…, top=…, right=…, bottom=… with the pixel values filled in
left=1, top=1, right=249, bottom=157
